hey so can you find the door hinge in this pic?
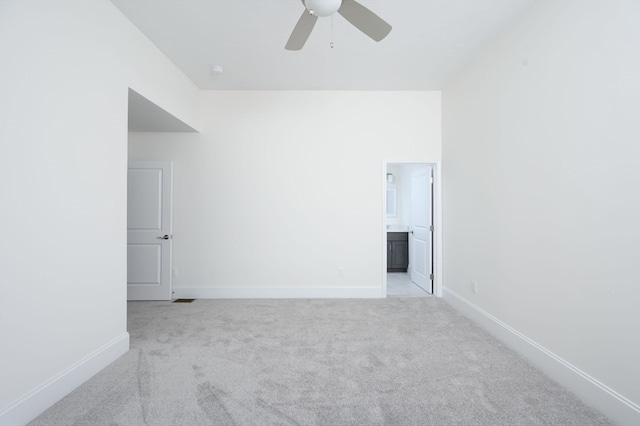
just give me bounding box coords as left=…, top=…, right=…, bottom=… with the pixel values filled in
left=429, top=273, right=434, bottom=281
left=430, top=176, right=434, bottom=184
left=429, top=225, right=434, bottom=232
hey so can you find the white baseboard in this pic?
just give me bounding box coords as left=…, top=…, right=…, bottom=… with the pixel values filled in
left=173, top=286, right=383, bottom=299
left=443, top=287, right=640, bottom=426
left=0, top=332, right=130, bottom=426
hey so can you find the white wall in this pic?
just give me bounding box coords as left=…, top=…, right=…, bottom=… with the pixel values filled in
left=129, top=91, right=441, bottom=298
left=442, top=1, right=639, bottom=424
left=0, top=1, right=199, bottom=423
left=386, top=164, right=425, bottom=228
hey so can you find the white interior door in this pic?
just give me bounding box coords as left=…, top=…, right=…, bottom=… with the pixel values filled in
left=127, top=161, right=172, bottom=301
left=410, top=166, right=433, bottom=293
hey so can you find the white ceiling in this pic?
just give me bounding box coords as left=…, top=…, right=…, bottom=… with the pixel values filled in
left=112, top=0, right=534, bottom=91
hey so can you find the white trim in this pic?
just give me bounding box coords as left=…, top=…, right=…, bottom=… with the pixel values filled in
left=173, top=286, right=382, bottom=299
left=382, top=159, right=443, bottom=298
left=0, top=333, right=130, bottom=426
left=443, top=287, right=640, bottom=426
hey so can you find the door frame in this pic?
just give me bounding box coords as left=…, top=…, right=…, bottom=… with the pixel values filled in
left=382, top=159, right=442, bottom=298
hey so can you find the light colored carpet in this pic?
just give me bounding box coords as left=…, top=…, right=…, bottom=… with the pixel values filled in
left=30, top=298, right=612, bottom=425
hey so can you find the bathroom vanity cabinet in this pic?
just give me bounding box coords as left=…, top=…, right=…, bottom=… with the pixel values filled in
left=387, top=232, right=409, bottom=272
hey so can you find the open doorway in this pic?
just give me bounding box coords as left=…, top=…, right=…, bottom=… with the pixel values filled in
left=126, top=89, right=196, bottom=302
left=383, top=161, right=440, bottom=298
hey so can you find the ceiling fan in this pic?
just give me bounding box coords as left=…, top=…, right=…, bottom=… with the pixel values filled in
left=285, top=0, right=392, bottom=51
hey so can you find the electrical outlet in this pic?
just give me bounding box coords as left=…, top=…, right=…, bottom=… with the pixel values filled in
left=471, top=280, right=478, bottom=294
left=172, top=268, right=178, bottom=277
left=337, top=267, right=344, bottom=277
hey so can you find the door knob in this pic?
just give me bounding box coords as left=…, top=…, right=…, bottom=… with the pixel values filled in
left=158, top=235, right=170, bottom=240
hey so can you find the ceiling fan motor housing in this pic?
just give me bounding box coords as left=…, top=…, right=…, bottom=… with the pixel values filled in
left=304, top=0, right=342, bottom=17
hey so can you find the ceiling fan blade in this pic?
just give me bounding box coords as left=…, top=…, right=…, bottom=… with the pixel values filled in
left=285, top=10, right=318, bottom=50
left=338, top=0, right=392, bottom=42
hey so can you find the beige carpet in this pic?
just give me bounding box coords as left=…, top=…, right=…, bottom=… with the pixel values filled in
left=30, top=298, right=612, bottom=425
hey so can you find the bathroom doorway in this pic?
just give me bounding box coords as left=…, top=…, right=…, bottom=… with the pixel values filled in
left=383, top=161, right=440, bottom=297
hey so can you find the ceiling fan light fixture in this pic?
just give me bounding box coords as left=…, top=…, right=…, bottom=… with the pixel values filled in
left=286, top=0, right=391, bottom=51
left=304, top=0, right=342, bottom=17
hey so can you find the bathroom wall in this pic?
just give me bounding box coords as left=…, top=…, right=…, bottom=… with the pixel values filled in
left=386, top=164, right=426, bottom=229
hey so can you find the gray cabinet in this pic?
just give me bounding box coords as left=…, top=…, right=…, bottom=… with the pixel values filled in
left=387, top=232, right=408, bottom=272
